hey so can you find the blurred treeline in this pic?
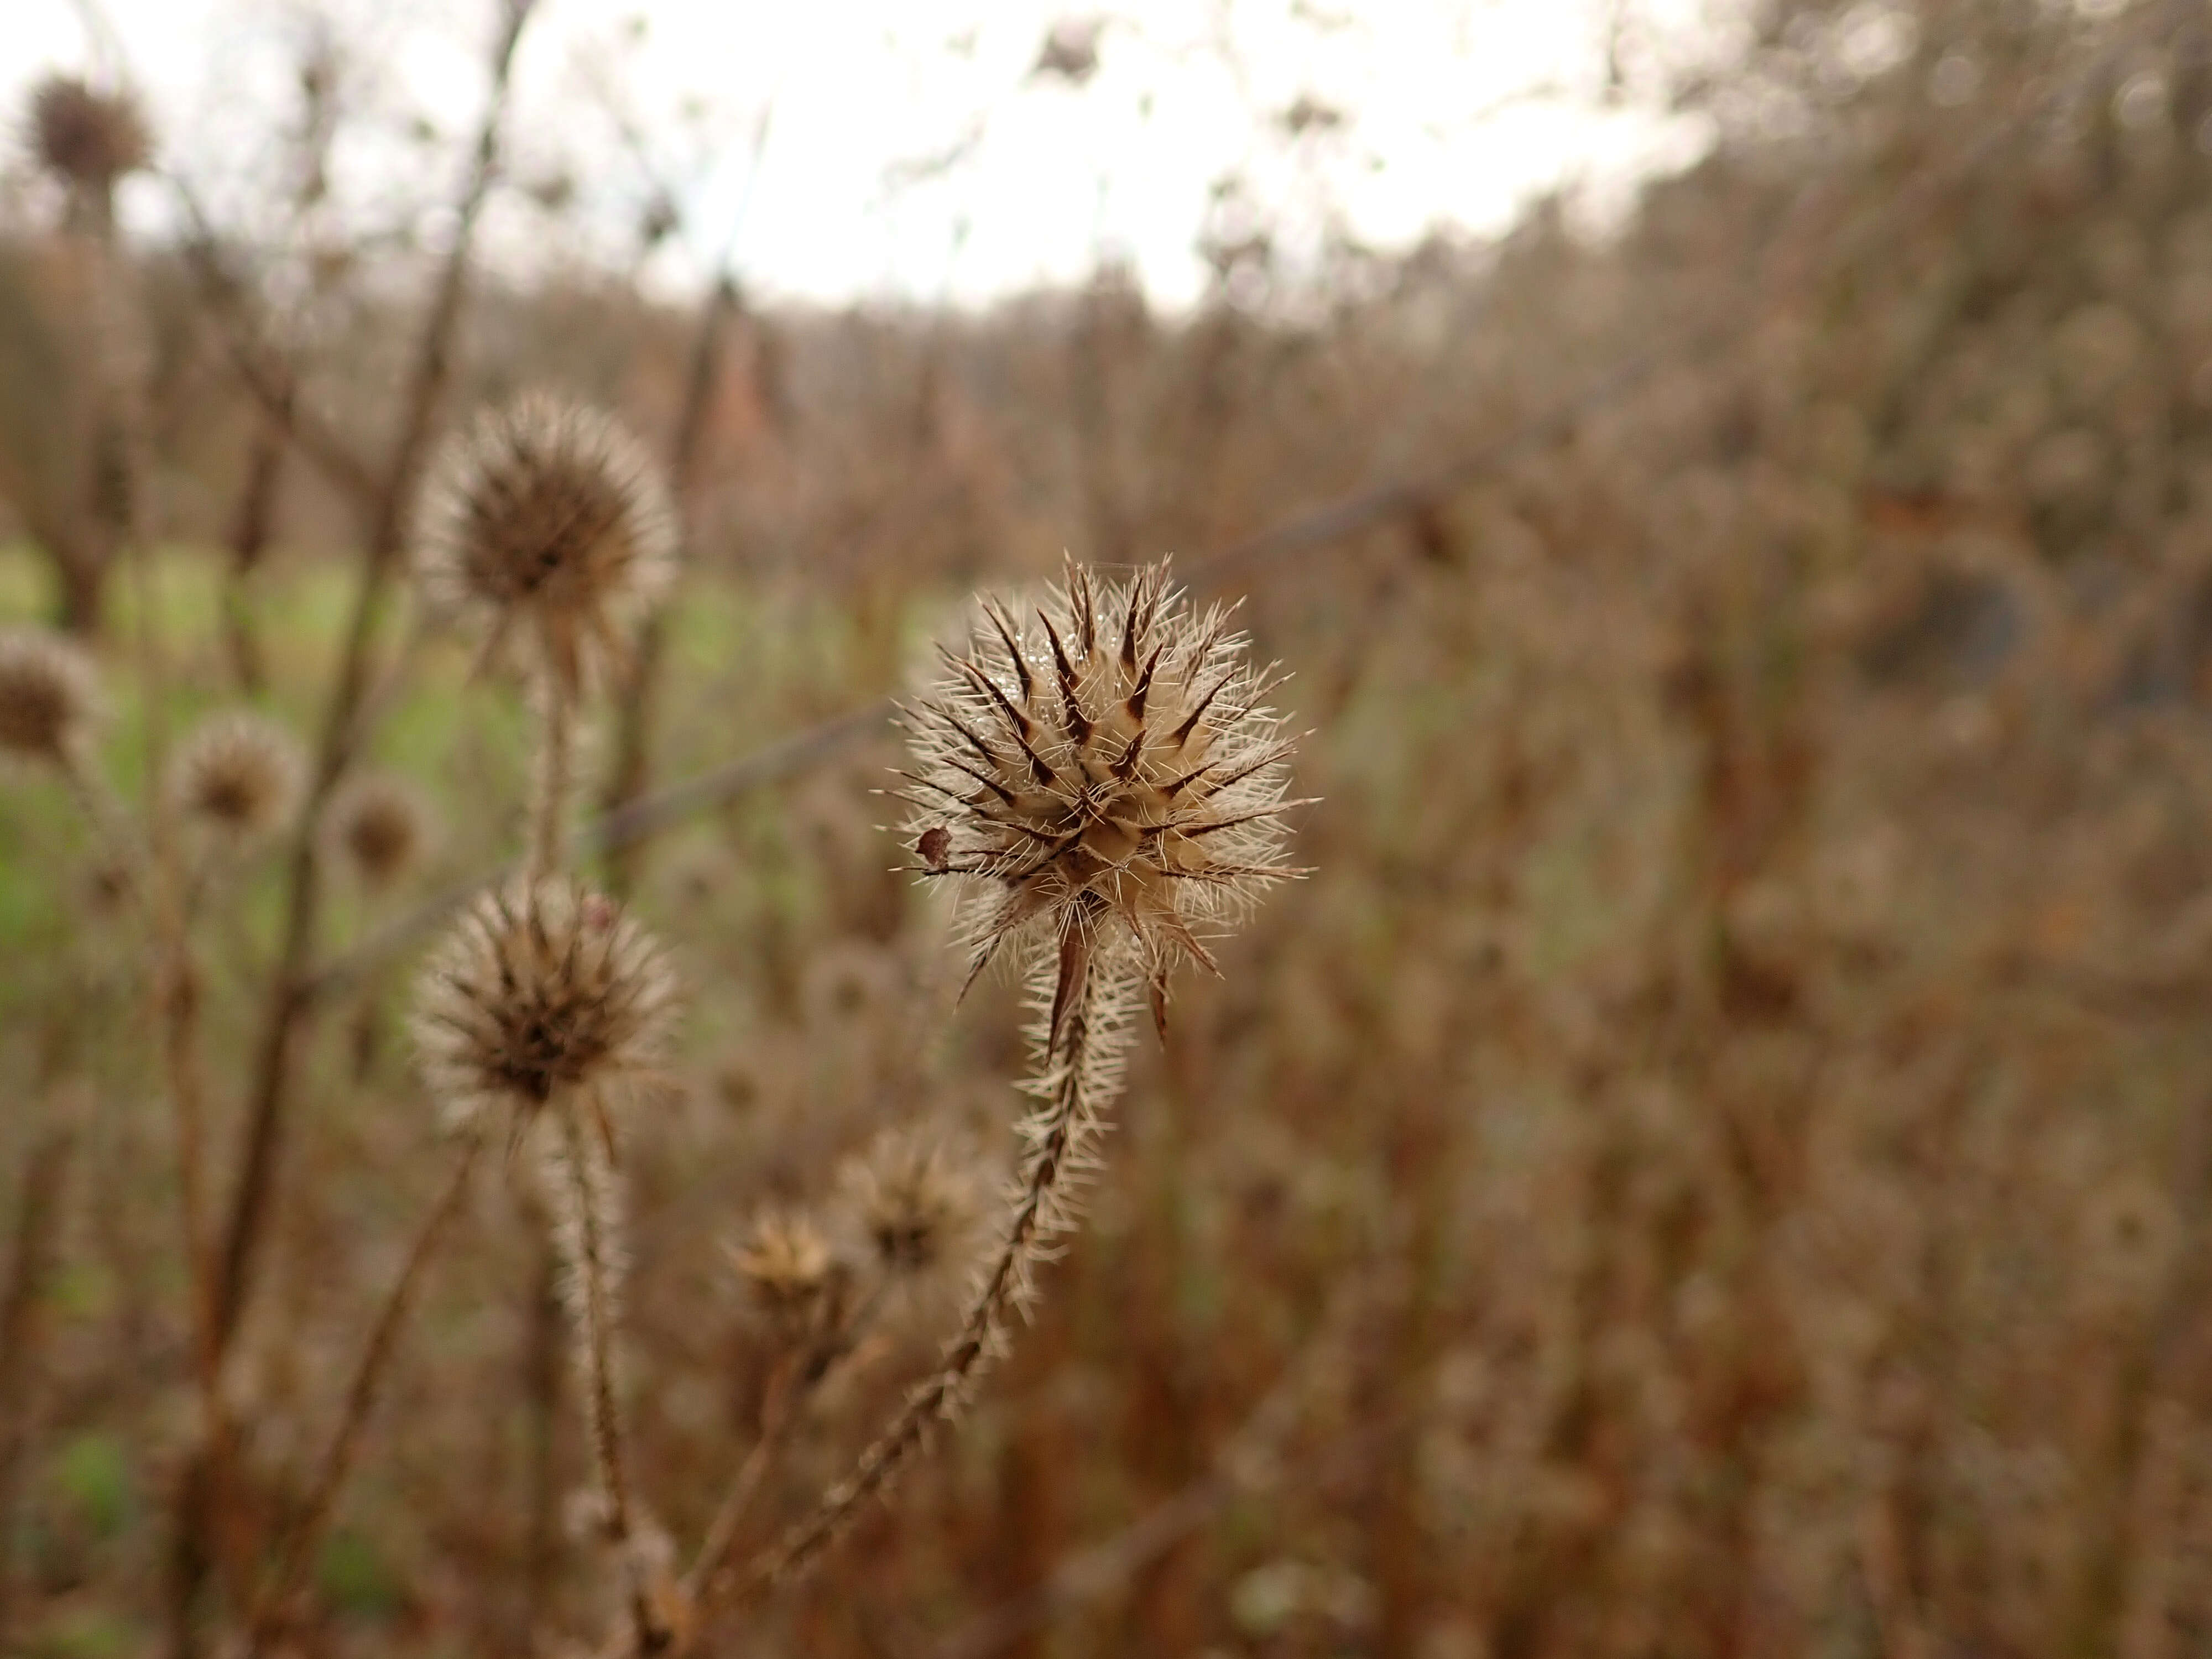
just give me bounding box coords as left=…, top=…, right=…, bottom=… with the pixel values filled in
left=15, top=0, right=2212, bottom=1656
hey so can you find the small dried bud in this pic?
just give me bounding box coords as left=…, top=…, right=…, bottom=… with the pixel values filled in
left=729, top=1210, right=839, bottom=1334
left=416, top=394, right=678, bottom=695
left=325, top=771, right=435, bottom=888
left=168, top=712, right=304, bottom=843
left=0, top=628, right=100, bottom=767
left=841, top=1131, right=982, bottom=1281
left=29, top=76, right=150, bottom=190
left=898, top=559, right=1305, bottom=1035
left=413, top=877, right=679, bottom=1129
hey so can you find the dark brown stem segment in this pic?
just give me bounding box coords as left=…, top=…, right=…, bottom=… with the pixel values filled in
left=0, top=1125, right=75, bottom=1649
left=599, top=277, right=737, bottom=900
left=683, top=1284, right=883, bottom=1609
left=721, top=925, right=1115, bottom=1606
left=244, top=1135, right=483, bottom=1653
left=528, top=680, right=576, bottom=883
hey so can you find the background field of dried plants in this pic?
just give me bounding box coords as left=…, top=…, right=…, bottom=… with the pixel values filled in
left=9, top=0, right=2212, bottom=1654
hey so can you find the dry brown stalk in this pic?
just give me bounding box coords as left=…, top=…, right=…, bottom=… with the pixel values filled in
left=0, top=1122, right=76, bottom=1648
left=547, top=1100, right=670, bottom=1655
left=600, top=278, right=738, bottom=900
left=244, top=1133, right=484, bottom=1653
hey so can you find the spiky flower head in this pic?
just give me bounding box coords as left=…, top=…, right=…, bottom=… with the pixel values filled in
left=0, top=628, right=101, bottom=768
left=729, top=1209, right=841, bottom=1336
left=168, top=711, right=304, bottom=844
left=29, top=76, right=150, bottom=190
left=324, top=771, right=435, bottom=889
left=897, top=559, right=1305, bottom=1039
left=840, top=1131, right=982, bottom=1281
left=413, top=877, right=679, bottom=1131
left=415, top=394, right=677, bottom=695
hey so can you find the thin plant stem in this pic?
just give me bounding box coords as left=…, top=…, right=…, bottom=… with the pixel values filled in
left=528, top=677, right=575, bottom=883
left=551, top=1100, right=666, bottom=1655
left=244, top=1133, right=483, bottom=1653
left=724, top=927, right=1119, bottom=1604
left=682, top=1282, right=885, bottom=1606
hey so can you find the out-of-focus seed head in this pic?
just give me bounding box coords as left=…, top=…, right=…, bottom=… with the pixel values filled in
left=0, top=628, right=100, bottom=768
left=168, top=711, right=304, bottom=844
left=729, top=1209, right=841, bottom=1337
left=415, top=394, right=678, bottom=695
left=840, top=1130, right=982, bottom=1282
left=897, top=559, right=1306, bottom=1036
left=29, top=76, right=150, bottom=190
left=325, top=771, right=436, bottom=889
left=413, top=877, right=679, bottom=1130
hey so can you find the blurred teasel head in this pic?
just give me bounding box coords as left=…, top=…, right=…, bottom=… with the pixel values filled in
left=896, top=559, right=1306, bottom=1040
left=841, top=1130, right=982, bottom=1283
left=413, top=877, right=678, bottom=1135
left=0, top=628, right=101, bottom=770
left=325, top=771, right=436, bottom=889
left=29, top=75, right=150, bottom=192
left=168, top=711, right=305, bottom=846
left=415, top=393, right=677, bottom=696
left=731, top=1209, right=842, bottom=1337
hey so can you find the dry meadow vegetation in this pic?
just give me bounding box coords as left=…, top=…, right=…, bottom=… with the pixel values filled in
left=7, top=1, right=2212, bottom=1655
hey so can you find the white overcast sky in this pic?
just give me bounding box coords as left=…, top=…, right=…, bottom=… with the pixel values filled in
left=12, top=0, right=1724, bottom=308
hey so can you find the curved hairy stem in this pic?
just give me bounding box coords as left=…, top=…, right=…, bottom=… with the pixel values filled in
left=720, top=916, right=1129, bottom=1606
left=246, top=1135, right=483, bottom=1652
left=547, top=1102, right=669, bottom=1653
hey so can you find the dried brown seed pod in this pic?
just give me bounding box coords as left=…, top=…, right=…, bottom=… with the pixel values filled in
left=839, top=1130, right=982, bottom=1282
left=0, top=628, right=101, bottom=768
left=730, top=1209, right=843, bottom=1337
left=324, top=771, right=435, bottom=889
left=413, top=877, right=679, bottom=1131
left=29, top=76, right=150, bottom=190
left=168, top=711, right=305, bottom=844
left=415, top=394, right=677, bottom=695
left=896, top=558, right=1306, bottom=1037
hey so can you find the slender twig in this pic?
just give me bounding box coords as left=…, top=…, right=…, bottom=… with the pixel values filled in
left=528, top=679, right=576, bottom=883
left=682, top=1283, right=886, bottom=1608
left=244, top=1134, right=484, bottom=1653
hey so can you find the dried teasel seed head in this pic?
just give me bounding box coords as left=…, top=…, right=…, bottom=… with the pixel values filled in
left=324, top=771, right=435, bottom=889
left=898, top=558, right=1305, bottom=1036
left=729, top=1209, right=840, bottom=1334
left=839, top=1130, right=982, bottom=1282
left=0, top=628, right=101, bottom=768
left=413, top=877, right=679, bottom=1131
left=168, top=711, right=305, bottom=844
left=29, top=76, right=150, bottom=190
left=415, top=393, right=678, bottom=695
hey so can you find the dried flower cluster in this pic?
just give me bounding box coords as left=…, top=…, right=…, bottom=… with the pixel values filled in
left=897, top=560, right=1303, bottom=1040
left=731, top=1210, right=840, bottom=1333
left=841, top=1130, right=981, bottom=1281
left=168, top=711, right=305, bottom=844
left=29, top=75, right=150, bottom=190
left=324, top=772, right=435, bottom=888
left=412, top=877, right=679, bottom=1134
left=0, top=628, right=100, bottom=768
left=416, top=394, right=678, bottom=694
